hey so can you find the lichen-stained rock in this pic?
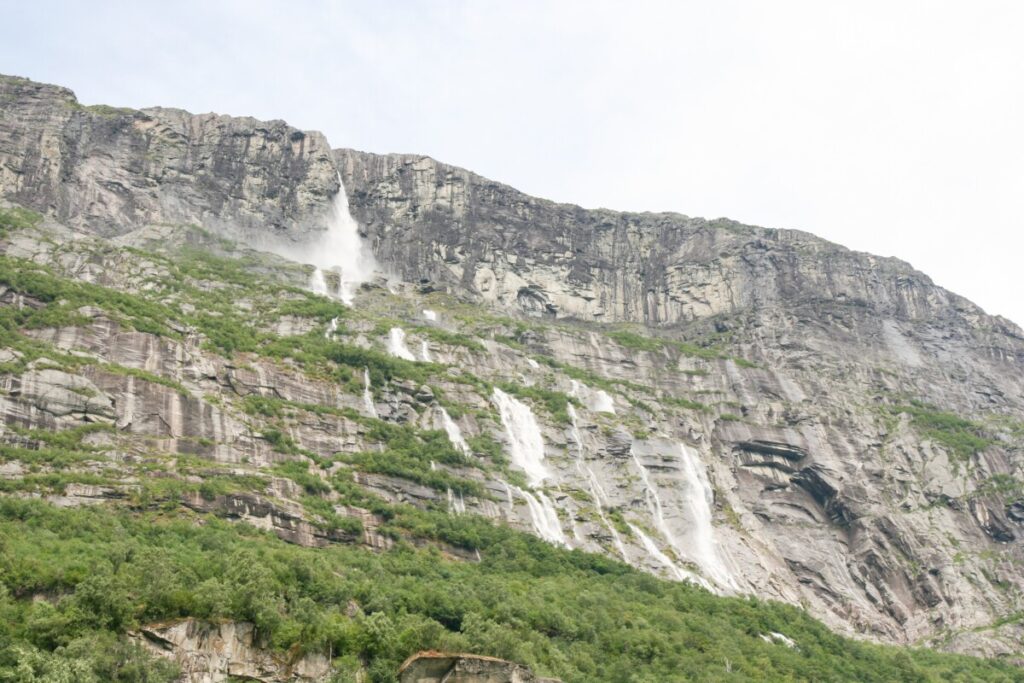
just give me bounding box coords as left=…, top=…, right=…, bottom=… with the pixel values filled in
left=134, top=619, right=331, bottom=683
left=398, top=651, right=561, bottom=683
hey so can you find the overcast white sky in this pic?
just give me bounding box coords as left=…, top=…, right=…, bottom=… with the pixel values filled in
left=2, top=1, right=1022, bottom=324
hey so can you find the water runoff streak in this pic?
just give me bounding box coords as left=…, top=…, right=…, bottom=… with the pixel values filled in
left=361, top=369, right=378, bottom=419
left=440, top=408, right=470, bottom=455
left=678, top=443, right=738, bottom=590
left=629, top=447, right=716, bottom=590
left=492, top=387, right=567, bottom=545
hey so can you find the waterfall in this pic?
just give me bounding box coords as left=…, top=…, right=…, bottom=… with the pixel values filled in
left=447, top=487, right=467, bottom=515
left=591, top=389, right=615, bottom=414
left=678, top=443, right=737, bottom=590
left=386, top=327, right=416, bottom=361
left=569, top=379, right=616, bottom=414
left=630, top=448, right=684, bottom=557
left=492, top=388, right=549, bottom=486
left=567, top=405, right=629, bottom=561
left=627, top=522, right=709, bottom=588
left=324, top=317, right=338, bottom=339
left=420, top=340, right=432, bottom=363
left=309, top=267, right=328, bottom=296
left=517, top=486, right=567, bottom=545
left=422, top=309, right=437, bottom=322
left=361, top=368, right=378, bottom=419
left=439, top=408, right=470, bottom=455
left=286, top=173, right=376, bottom=305
left=492, top=388, right=569, bottom=546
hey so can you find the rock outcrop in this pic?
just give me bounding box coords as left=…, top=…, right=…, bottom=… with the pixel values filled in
left=399, top=651, right=560, bottom=683
left=135, top=619, right=330, bottom=683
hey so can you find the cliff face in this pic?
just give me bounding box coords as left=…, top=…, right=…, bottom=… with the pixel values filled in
left=1, top=74, right=1023, bottom=671
left=0, top=74, right=338, bottom=239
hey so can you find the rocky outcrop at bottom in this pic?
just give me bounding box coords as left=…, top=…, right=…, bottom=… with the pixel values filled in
left=132, top=619, right=330, bottom=683
left=399, top=651, right=562, bottom=683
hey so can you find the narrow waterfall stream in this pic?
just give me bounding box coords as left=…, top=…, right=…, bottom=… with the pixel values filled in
left=627, top=522, right=706, bottom=586
left=629, top=447, right=715, bottom=589
left=420, top=341, right=432, bottom=363
left=362, top=368, right=378, bottom=419
left=386, top=327, right=416, bottom=361
left=492, top=387, right=567, bottom=546
left=439, top=408, right=470, bottom=455
left=678, top=443, right=738, bottom=590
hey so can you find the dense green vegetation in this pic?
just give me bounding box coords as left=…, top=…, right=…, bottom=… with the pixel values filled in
left=1, top=499, right=1021, bottom=682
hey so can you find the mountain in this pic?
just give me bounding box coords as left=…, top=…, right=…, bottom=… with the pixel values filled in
left=0, top=72, right=1022, bottom=681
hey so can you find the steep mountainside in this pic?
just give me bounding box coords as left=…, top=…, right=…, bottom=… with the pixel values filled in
left=0, top=73, right=1022, bottom=681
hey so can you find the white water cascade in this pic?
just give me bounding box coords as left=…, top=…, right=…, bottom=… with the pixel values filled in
left=291, top=173, right=376, bottom=305
left=386, top=327, right=417, bottom=361
left=324, top=317, right=338, bottom=339
left=626, top=522, right=706, bottom=585
left=439, top=408, right=470, bottom=455
left=568, top=380, right=615, bottom=415
left=516, top=486, right=567, bottom=545
left=678, top=443, right=738, bottom=590
left=492, top=388, right=550, bottom=486
left=567, top=405, right=629, bottom=561
left=420, top=341, right=432, bottom=363
left=629, top=447, right=717, bottom=589
left=447, top=488, right=467, bottom=515
left=422, top=309, right=438, bottom=322
left=309, top=267, right=328, bottom=296
left=492, top=387, right=567, bottom=546
left=361, top=368, right=378, bottom=419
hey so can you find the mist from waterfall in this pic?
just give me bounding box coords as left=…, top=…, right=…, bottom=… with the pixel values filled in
left=386, top=327, right=416, bottom=361
left=278, top=173, right=376, bottom=305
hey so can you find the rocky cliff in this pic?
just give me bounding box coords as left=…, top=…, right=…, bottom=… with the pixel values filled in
left=1, top=74, right=1022, bottom=679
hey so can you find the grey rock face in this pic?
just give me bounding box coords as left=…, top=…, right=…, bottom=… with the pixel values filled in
left=0, top=74, right=337, bottom=240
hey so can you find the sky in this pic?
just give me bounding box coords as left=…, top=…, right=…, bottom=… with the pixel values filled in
left=1, top=1, right=1022, bottom=325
